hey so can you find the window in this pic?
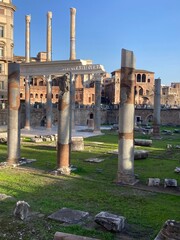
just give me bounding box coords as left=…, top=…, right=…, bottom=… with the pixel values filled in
left=0, top=8, right=4, bottom=15
left=30, top=93, right=33, bottom=98
left=142, top=74, right=146, bottom=82
left=0, top=26, right=4, bottom=37
left=92, top=94, right=95, bottom=101
left=137, top=74, right=141, bottom=82
left=0, top=81, right=4, bottom=89
left=0, top=63, right=2, bottom=73
left=20, top=93, right=23, bottom=98
left=56, top=94, right=58, bottom=99
left=0, top=46, right=4, bottom=57
left=35, top=94, right=38, bottom=98
left=148, top=79, right=150, bottom=83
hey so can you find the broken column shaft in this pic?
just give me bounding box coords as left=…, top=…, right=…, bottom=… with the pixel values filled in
left=46, top=75, right=52, bottom=129
left=7, top=63, right=21, bottom=164
left=57, top=73, right=71, bottom=175
left=47, top=11, right=52, bottom=61
left=94, top=74, right=102, bottom=133
left=24, top=76, right=31, bottom=129
left=117, top=49, right=137, bottom=185
left=25, top=15, right=31, bottom=63
left=153, top=78, right=161, bottom=139
left=70, top=8, right=76, bottom=60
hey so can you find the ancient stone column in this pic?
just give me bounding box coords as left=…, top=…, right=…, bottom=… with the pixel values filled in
left=57, top=73, right=71, bottom=175
left=70, top=8, right=76, bottom=60
left=94, top=74, right=102, bottom=133
left=71, top=74, right=76, bottom=131
left=25, top=15, right=31, bottom=63
left=117, top=49, right=137, bottom=185
left=7, top=63, right=21, bottom=165
left=47, top=11, right=52, bottom=61
left=24, top=76, right=31, bottom=129
left=46, top=75, right=52, bottom=129
left=153, top=78, right=161, bottom=139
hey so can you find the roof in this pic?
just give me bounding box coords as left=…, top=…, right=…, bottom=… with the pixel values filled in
left=111, top=69, right=154, bottom=74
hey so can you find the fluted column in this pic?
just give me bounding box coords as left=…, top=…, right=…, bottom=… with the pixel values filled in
left=94, top=74, right=102, bottom=133
left=46, top=75, right=52, bottom=129
left=47, top=11, right=52, bottom=61
left=57, top=73, right=71, bottom=175
left=25, top=15, right=31, bottom=63
left=70, top=8, right=76, bottom=60
left=24, top=76, right=31, bottom=129
left=153, top=78, right=161, bottom=139
left=7, top=63, right=21, bottom=165
left=117, top=49, right=137, bottom=185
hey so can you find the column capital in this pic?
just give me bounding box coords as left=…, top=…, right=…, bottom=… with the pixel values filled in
left=70, top=7, right=76, bottom=15
left=47, top=11, right=52, bottom=19
left=26, top=15, right=31, bottom=23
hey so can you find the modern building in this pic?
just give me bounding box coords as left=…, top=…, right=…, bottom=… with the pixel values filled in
left=0, top=0, right=16, bottom=103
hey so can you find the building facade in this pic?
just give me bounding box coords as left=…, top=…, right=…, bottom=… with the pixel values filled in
left=104, top=69, right=155, bottom=106
left=0, top=0, right=16, bottom=103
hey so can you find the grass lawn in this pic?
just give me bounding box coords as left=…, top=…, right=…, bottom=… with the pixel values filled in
left=0, top=127, right=180, bottom=240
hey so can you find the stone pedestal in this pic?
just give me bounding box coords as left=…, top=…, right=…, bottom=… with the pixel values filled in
left=71, top=136, right=84, bottom=151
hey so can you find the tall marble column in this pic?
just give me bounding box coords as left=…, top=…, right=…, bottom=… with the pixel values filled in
left=25, top=15, right=31, bottom=63
left=117, top=49, right=137, bottom=185
left=46, top=75, right=52, bottom=129
left=24, top=76, right=31, bottom=129
left=57, top=73, right=71, bottom=175
left=7, top=63, right=21, bottom=165
left=94, top=74, right=102, bottom=133
left=71, top=74, right=76, bottom=131
left=47, top=11, right=52, bottom=61
left=153, top=78, right=161, bottom=139
left=70, top=8, right=76, bottom=60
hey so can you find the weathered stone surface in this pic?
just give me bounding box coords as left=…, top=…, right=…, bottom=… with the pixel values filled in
left=0, top=137, right=7, bottom=144
left=0, top=193, right=14, bottom=201
left=154, top=220, right=180, bottom=240
left=94, top=211, right=126, bottom=232
left=134, top=139, right=152, bottom=147
left=71, top=136, right=84, bottom=151
left=14, top=201, right=30, bottom=220
left=162, top=130, right=172, bottom=135
left=48, top=208, right=89, bottom=224
left=134, top=150, right=149, bottom=160
left=164, top=179, right=177, bottom=188
left=148, top=178, right=160, bottom=186
left=54, top=232, right=100, bottom=240
left=31, top=137, right=43, bottom=143
left=175, top=167, right=180, bottom=173
left=85, top=158, right=104, bottom=163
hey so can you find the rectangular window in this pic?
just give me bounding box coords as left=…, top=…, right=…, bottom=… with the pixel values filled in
left=0, top=26, right=4, bottom=37
left=0, top=8, right=4, bottom=15
left=0, top=63, right=2, bottom=73
left=0, top=81, right=4, bottom=90
left=0, top=46, right=4, bottom=57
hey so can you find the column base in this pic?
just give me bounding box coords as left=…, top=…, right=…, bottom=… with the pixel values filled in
left=24, top=126, right=31, bottom=130
left=117, top=173, right=139, bottom=186
left=57, top=167, right=71, bottom=175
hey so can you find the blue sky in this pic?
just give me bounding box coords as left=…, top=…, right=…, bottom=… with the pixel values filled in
left=13, top=0, right=180, bottom=85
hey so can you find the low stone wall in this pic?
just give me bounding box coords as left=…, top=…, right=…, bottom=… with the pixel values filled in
left=0, top=106, right=179, bottom=127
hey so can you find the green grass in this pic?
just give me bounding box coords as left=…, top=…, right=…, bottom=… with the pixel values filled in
left=0, top=127, right=180, bottom=239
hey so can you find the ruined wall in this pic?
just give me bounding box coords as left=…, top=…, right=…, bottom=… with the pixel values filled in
left=0, top=107, right=179, bottom=127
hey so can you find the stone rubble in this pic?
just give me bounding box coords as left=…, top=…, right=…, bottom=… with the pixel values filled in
left=14, top=201, right=30, bottom=220
left=148, top=178, right=161, bottom=186
left=164, top=178, right=177, bottom=188
left=154, top=220, right=180, bottom=240
left=94, top=211, right=126, bottom=232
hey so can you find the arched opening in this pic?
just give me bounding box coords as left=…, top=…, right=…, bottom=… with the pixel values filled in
left=139, top=87, right=143, bottom=96
left=137, top=74, right=141, bottom=82
left=142, top=74, right=146, bottom=82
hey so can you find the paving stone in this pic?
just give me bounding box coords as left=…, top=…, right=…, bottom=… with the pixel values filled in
left=48, top=207, right=89, bottom=224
